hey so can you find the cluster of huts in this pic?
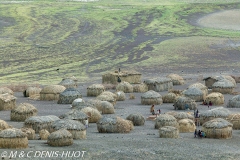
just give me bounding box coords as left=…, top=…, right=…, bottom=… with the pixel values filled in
left=0, top=71, right=240, bottom=149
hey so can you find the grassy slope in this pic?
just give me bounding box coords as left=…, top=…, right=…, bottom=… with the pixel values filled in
left=0, top=0, right=240, bottom=84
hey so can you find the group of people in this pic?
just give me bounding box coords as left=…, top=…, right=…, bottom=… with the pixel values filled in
left=194, top=129, right=206, bottom=138
left=150, top=105, right=161, bottom=115
left=201, top=100, right=212, bottom=107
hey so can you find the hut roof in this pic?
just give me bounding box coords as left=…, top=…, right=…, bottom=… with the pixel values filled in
left=167, top=74, right=184, bottom=81
left=212, top=79, right=234, bottom=88
left=48, top=129, right=72, bottom=140
left=175, top=96, right=195, bottom=103
left=104, top=71, right=141, bottom=76
left=25, top=115, right=59, bottom=124
left=141, top=90, right=161, bottom=99
left=200, top=107, right=231, bottom=118
left=59, top=78, right=75, bottom=86
left=0, top=119, right=10, bottom=130
left=40, top=85, right=66, bottom=94
left=87, top=84, right=105, bottom=89
left=229, top=95, right=240, bottom=101
left=100, top=91, right=117, bottom=98
left=0, top=93, right=16, bottom=102
left=11, top=103, right=37, bottom=114
left=206, top=92, right=223, bottom=98
left=51, top=119, right=86, bottom=131
left=59, top=88, right=82, bottom=97
left=144, top=78, right=172, bottom=84
left=188, top=83, right=207, bottom=90
left=97, top=116, right=117, bottom=125
left=0, top=87, right=14, bottom=95
left=183, top=87, right=203, bottom=96
left=156, top=114, right=177, bottom=122
left=59, top=109, right=88, bottom=120
left=0, top=128, right=27, bottom=138
left=173, top=112, right=194, bottom=120
left=97, top=94, right=115, bottom=102
left=202, top=118, right=233, bottom=128
left=226, top=113, right=240, bottom=121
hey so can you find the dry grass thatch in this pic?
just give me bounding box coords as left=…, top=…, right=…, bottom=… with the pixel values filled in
left=206, top=92, right=224, bottom=105
left=141, top=90, right=163, bottom=105
left=47, top=129, right=73, bottom=147
left=227, top=95, right=240, bottom=108
left=101, top=101, right=115, bottom=114
left=174, top=96, right=197, bottom=110
left=0, top=128, right=28, bottom=149
left=183, top=87, right=205, bottom=102
left=155, top=114, right=178, bottom=129
left=40, top=85, right=66, bottom=101
left=133, top=83, right=148, bottom=93
left=178, top=119, right=196, bottom=133
left=21, top=127, right=35, bottom=140
left=226, top=113, right=240, bottom=130
left=39, top=129, right=50, bottom=140
left=168, top=89, right=183, bottom=96
left=0, top=93, right=16, bottom=111
left=24, top=115, right=60, bottom=133
left=11, top=103, right=38, bottom=122
left=116, top=116, right=134, bottom=133
left=0, top=119, right=11, bottom=131
left=167, top=74, right=185, bottom=85
left=87, top=84, right=105, bottom=97
left=202, top=118, right=233, bottom=139
left=97, top=94, right=116, bottom=106
left=159, top=126, right=179, bottom=138
left=57, top=88, right=82, bottom=104
left=0, top=87, right=14, bottom=95
left=162, top=93, right=178, bottom=103
left=24, top=87, right=42, bottom=97
left=172, top=112, right=194, bottom=121
left=58, top=78, right=78, bottom=89
left=115, top=91, right=126, bottom=101
left=129, top=93, right=136, bottom=99
left=85, top=99, right=102, bottom=111
left=59, top=109, right=88, bottom=125
left=81, top=107, right=102, bottom=123
left=144, top=78, right=173, bottom=92
left=50, top=119, right=86, bottom=139
left=116, top=81, right=133, bottom=93
left=222, top=75, right=236, bottom=87
left=230, top=75, right=240, bottom=83
left=212, top=79, right=235, bottom=94
left=126, top=113, right=145, bottom=126
left=188, top=83, right=208, bottom=96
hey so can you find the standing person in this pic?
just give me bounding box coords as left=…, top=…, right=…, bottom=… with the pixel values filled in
left=150, top=105, right=155, bottom=113
left=117, top=76, right=121, bottom=83
left=152, top=109, right=155, bottom=115
left=157, top=109, right=161, bottom=115
left=198, top=130, right=202, bottom=138
left=194, top=129, right=197, bottom=138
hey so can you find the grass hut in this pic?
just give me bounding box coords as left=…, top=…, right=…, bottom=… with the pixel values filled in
left=167, top=74, right=184, bottom=85
left=144, top=78, right=173, bottom=92
left=40, top=85, right=66, bottom=101
left=162, top=93, right=178, bottom=103
left=102, top=70, right=142, bottom=84
left=87, top=84, right=105, bottom=97
left=57, top=88, right=82, bottom=104
left=59, top=109, right=89, bottom=126
left=86, top=99, right=102, bottom=111
left=21, top=127, right=35, bottom=140
left=154, top=114, right=178, bottom=129
left=141, top=90, right=163, bottom=105
left=97, top=116, right=133, bottom=133
left=47, top=129, right=73, bottom=147
left=50, top=119, right=86, bottom=139
left=230, top=75, right=240, bottom=83
left=100, top=101, right=115, bottom=114
left=226, top=113, right=240, bottom=130
left=206, top=92, right=224, bottom=105
left=133, top=83, right=148, bottom=93
left=159, top=126, right=179, bottom=138
left=0, top=119, right=11, bottom=131
left=203, top=75, right=236, bottom=89
left=188, top=83, right=208, bottom=97
left=212, top=79, right=235, bottom=94
left=183, top=87, right=205, bottom=102
left=97, top=93, right=116, bottom=106
left=23, top=87, right=42, bottom=97
left=202, top=118, right=233, bottom=139
left=0, top=93, right=16, bottom=111
left=227, top=95, right=240, bottom=108
left=58, top=78, right=78, bottom=88
left=0, top=128, right=28, bottom=149
left=126, top=113, right=145, bottom=126
left=115, top=91, right=126, bottom=101
left=39, top=129, right=50, bottom=140
left=71, top=98, right=85, bottom=109
left=116, top=81, right=133, bottom=93
left=0, top=87, right=14, bottom=95
left=199, top=107, right=231, bottom=125
left=171, top=112, right=194, bottom=121
left=81, top=107, right=102, bottom=123
left=11, top=103, right=38, bottom=122
left=24, top=115, right=60, bottom=133
left=174, top=96, right=197, bottom=110
left=178, top=119, right=196, bottom=132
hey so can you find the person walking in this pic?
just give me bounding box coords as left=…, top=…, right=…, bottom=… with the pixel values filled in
left=194, top=129, right=197, bottom=138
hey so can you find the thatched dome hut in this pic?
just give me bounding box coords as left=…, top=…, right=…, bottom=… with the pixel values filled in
left=87, top=84, right=105, bottom=97
left=71, top=98, right=85, bottom=109
left=57, top=88, right=82, bottom=104
left=0, top=87, right=14, bottom=95
left=97, top=116, right=134, bottom=133
left=174, top=96, right=197, bottom=110
left=11, top=103, right=38, bottom=122
left=59, top=109, right=89, bottom=126
left=86, top=99, right=102, bottom=111
left=144, top=78, right=173, bottom=92
left=58, top=78, right=78, bottom=88
left=222, top=75, right=236, bottom=87
left=101, top=101, right=115, bottom=114
left=227, top=95, right=240, bottom=108
left=188, top=83, right=208, bottom=97
left=226, top=113, right=240, bottom=130
left=178, top=119, right=196, bottom=132
left=199, top=107, right=231, bottom=125
left=100, top=91, right=117, bottom=100
left=23, top=87, right=42, bottom=97
left=47, top=129, right=73, bottom=147
left=21, top=127, right=35, bottom=140
left=230, top=75, right=240, bottom=83
left=115, top=91, right=126, bottom=101
left=202, top=118, right=233, bottom=139
left=39, top=129, right=50, bottom=140
left=171, top=112, right=194, bottom=121
left=159, top=126, right=179, bottom=138
left=0, top=93, right=16, bottom=111
left=183, top=87, right=205, bottom=102
left=0, top=128, right=28, bottom=149
left=81, top=107, right=102, bottom=123
left=162, top=93, right=178, bottom=103
left=141, top=90, right=163, bottom=105
left=126, top=113, right=145, bottom=126
left=40, top=85, right=66, bottom=101
left=97, top=93, right=116, bottom=106
left=167, top=74, right=185, bottom=85
left=50, top=119, right=86, bottom=139
left=24, top=115, right=60, bottom=133
left=133, top=83, right=148, bottom=93
left=0, top=119, right=11, bottom=131
left=206, top=92, right=224, bottom=105
left=212, top=79, right=235, bottom=94
left=116, top=81, right=133, bottom=93
left=154, top=114, right=178, bottom=129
